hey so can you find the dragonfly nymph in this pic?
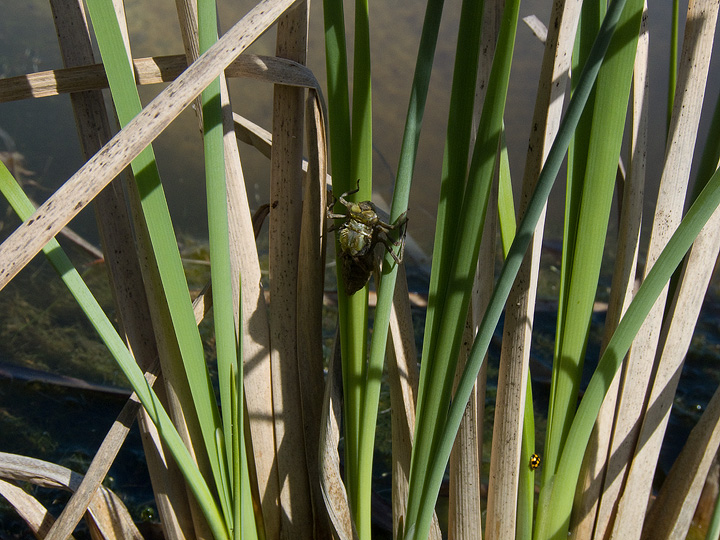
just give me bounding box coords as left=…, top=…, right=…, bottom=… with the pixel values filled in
left=327, top=181, right=408, bottom=295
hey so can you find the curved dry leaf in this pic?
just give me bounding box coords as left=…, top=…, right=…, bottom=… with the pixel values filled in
left=0, top=53, right=324, bottom=103
left=0, top=452, right=142, bottom=539
left=0, top=477, right=68, bottom=538
left=319, top=340, right=358, bottom=540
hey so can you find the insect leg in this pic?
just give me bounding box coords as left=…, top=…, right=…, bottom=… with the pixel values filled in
left=392, top=211, right=408, bottom=229
left=336, top=179, right=361, bottom=207
left=326, top=213, right=348, bottom=233
left=377, top=232, right=403, bottom=264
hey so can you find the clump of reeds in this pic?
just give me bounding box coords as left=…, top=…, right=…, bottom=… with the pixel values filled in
left=1, top=0, right=720, bottom=539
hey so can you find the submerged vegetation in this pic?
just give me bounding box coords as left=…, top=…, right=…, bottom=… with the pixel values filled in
left=1, top=0, right=720, bottom=539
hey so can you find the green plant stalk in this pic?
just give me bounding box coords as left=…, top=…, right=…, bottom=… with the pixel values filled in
left=231, top=359, right=258, bottom=540
left=232, top=285, right=244, bottom=539
left=404, top=1, right=630, bottom=538
left=405, top=2, right=522, bottom=538
left=517, top=376, right=536, bottom=540
left=416, top=0, right=484, bottom=424
left=322, top=0, right=350, bottom=173
left=243, top=394, right=266, bottom=540
left=322, top=0, right=351, bottom=194
left=543, top=0, right=643, bottom=483
left=536, top=164, right=720, bottom=540
left=341, top=0, right=446, bottom=535
left=552, top=0, right=602, bottom=432
left=336, top=285, right=366, bottom=511
left=232, top=365, right=242, bottom=540
left=350, top=0, right=372, bottom=195
left=547, top=0, right=602, bottom=488
left=234, top=282, right=260, bottom=540
left=0, top=163, right=229, bottom=540
left=85, top=0, right=225, bottom=509
left=198, top=0, right=237, bottom=506
left=322, top=0, right=364, bottom=503
left=322, top=0, right=351, bottom=191
left=215, top=427, right=233, bottom=532
left=497, top=127, right=516, bottom=255
left=346, top=0, right=373, bottom=527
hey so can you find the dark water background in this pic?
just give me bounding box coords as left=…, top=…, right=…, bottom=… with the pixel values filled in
left=1, top=0, right=720, bottom=536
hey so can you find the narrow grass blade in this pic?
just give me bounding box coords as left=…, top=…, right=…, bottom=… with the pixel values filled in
left=84, top=0, right=226, bottom=510
left=406, top=1, right=521, bottom=537
left=232, top=365, right=243, bottom=540
left=387, top=265, right=434, bottom=538
left=706, top=490, right=720, bottom=540
left=691, top=89, right=720, bottom=202
left=198, top=0, right=237, bottom=512
left=350, top=0, right=372, bottom=196
left=551, top=4, right=602, bottom=451
left=542, top=0, right=643, bottom=485
left=571, top=8, right=649, bottom=534
left=516, top=376, right=536, bottom=539
left=497, top=128, right=516, bottom=254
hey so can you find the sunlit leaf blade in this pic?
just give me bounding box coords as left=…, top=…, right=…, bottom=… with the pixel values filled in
left=198, top=0, right=237, bottom=512
left=84, top=0, right=225, bottom=516
left=543, top=0, right=644, bottom=483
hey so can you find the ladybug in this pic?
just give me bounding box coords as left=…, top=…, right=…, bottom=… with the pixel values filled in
left=529, top=453, right=541, bottom=470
